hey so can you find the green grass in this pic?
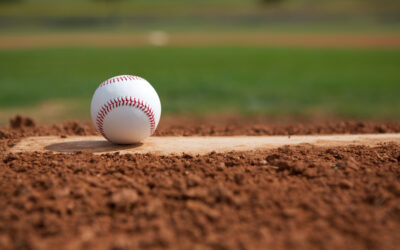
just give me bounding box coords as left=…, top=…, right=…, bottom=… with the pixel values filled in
left=0, top=1, right=373, bottom=18
left=0, top=47, right=400, bottom=119
left=1, top=0, right=398, bottom=18
left=1, top=0, right=399, bottom=35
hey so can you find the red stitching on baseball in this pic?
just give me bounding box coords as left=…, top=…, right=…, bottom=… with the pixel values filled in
left=96, top=96, right=156, bottom=139
left=99, top=75, right=144, bottom=88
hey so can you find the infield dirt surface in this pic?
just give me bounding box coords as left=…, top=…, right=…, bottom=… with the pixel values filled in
left=1, top=116, right=400, bottom=250
left=1, top=33, right=400, bottom=49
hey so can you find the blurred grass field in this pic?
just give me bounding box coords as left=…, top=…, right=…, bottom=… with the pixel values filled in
left=0, top=0, right=399, bottom=125
left=1, top=0, right=399, bottom=34
left=0, top=47, right=399, bottom=124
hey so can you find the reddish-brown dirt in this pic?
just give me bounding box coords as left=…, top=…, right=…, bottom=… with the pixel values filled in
left=3, top=115, right=400, bottom=140
left=1, top=116, right=400, bottom=250
left=1, top=33, right=400, bottom=49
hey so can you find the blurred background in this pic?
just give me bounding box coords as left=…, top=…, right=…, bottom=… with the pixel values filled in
left=0, top=0, right=399, bottom=125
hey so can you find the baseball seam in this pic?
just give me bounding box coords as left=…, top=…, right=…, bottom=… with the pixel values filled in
left=99, top=75, right=143, bottom=88
left=95, top=96, right=156, bottom=140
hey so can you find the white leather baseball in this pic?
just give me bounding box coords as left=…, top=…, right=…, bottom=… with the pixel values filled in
left=91, top=75, right=161, bottom=144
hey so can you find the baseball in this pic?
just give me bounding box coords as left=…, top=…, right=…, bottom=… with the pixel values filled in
left=90, top=75, right=161, bottom=144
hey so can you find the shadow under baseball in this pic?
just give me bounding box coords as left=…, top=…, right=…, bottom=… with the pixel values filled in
left=45, top=140, right=143, bottom=153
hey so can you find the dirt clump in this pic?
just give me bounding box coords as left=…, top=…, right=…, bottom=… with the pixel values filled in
left=2, top=115, right=97, bottom=139
left=9, top=115, right=35, bottom=129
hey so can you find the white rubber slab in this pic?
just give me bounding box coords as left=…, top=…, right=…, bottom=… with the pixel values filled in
left=9, top=134, right=400, bottom=155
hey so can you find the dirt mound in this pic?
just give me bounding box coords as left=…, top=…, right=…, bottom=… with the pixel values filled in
left=1, top=116, right=400, bottom=249
left=1, top=144, right=400, bottom=250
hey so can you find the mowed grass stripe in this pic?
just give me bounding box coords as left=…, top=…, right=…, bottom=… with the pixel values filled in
left=0, top=47, right=399, bottom=118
